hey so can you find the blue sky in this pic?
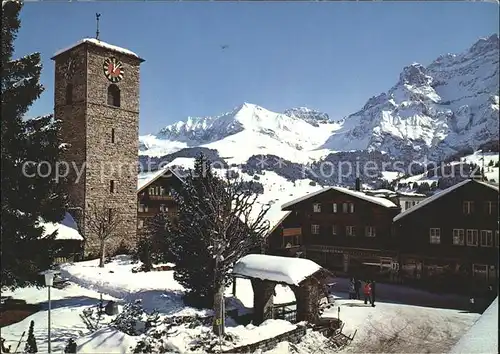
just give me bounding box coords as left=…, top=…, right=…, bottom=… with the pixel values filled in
left=16, top=1, right=499, bottom=135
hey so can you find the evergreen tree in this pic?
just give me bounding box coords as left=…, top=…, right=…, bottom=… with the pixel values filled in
left=1, top=0, right=67, bottom=288
left=24, top=320, right=37, bottom=353
left=135, top=213, right=170, bottom=271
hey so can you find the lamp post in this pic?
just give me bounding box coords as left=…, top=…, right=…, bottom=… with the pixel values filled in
left=41, top=270, right=58, bottom=353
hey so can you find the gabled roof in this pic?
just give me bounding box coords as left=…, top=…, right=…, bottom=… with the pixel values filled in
left=393, top=179, right=499, bottom=222
left=267, top=211, right=292, bottom=236
left=137, top=167, right=185, bottom=193
left=281, top=186, right=398, bottom=210
left=51, top=38, right=144, bottom=61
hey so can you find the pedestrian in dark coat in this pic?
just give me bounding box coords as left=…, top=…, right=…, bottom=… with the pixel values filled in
left=354, top=279, right=361, bottom=299
left=371, top=280, right=376, bottom=306
left=348, top=278, right=356, bottom=299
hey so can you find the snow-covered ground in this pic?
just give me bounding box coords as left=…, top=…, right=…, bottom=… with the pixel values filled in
left=1, top=256, right=483, bottom=353
left=395, top=151, right=499, bottom=187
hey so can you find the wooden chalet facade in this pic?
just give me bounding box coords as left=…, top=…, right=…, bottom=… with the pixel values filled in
left=268, top=183, right=402, bottom=280
left=393, top=179, right=499, bottom=292
left=137, top=167, right=185, bottom=229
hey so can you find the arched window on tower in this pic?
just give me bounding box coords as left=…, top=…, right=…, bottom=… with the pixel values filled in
left=107, top=84, right=120, bottom=107
left=65, top=84, right=73, bottom=105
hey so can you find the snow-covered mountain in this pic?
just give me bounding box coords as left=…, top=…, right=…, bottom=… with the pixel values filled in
left=140, top=103, right=341, bottom=164
left=321, top=34, right=499, bottom=161
left=140, top=34, right=499, bottom=176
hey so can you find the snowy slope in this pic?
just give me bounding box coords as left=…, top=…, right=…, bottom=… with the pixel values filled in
left=322, top=34, right=499, bottom=160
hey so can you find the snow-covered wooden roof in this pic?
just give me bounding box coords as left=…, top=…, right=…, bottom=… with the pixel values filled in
left=281, top=186, right=398, bottom=210
left=394, top=179, right=499, bottom=222
left=232, top=254, right=322, bottom=286
left=52, top=38, right=144, bottom=61
left=267, top=211, right=292, bottom=235
left=40, top=213, right=83, bottom=241
left=137, top=166, right=185, bottom=193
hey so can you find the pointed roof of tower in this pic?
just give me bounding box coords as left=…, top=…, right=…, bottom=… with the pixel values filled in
left=51, top=38, right=144, bottom=62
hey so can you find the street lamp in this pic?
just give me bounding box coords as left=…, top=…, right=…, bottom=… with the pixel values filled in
left=41, top=270, right=59, bottom=353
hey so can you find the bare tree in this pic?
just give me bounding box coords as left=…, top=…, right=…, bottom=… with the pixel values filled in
left=167, top=155, right=270, bottom=336
left=85, top=202, right=123, bottom=267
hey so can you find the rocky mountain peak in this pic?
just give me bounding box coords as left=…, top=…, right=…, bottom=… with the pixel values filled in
left=398, top=63, right=433, bottom=87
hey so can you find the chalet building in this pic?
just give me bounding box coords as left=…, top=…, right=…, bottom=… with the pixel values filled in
left=268, top=181, right=402, bottom=280
left=393, top=179, right=499, bottom=292
left=136, top=167, right=185, bottom=229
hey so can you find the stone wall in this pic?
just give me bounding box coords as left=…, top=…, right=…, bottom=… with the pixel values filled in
left=53, top=41, right=142, bottom=255
left=221, top=324, right=307, bottom=354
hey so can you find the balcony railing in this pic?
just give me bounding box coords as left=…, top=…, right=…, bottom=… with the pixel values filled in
left=148, top=194, right=174, bottom=201
left=283, top=227, right=301, bottom=237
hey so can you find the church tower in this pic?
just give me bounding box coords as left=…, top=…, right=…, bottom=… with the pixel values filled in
left=51, top=38, right=144, bottom=255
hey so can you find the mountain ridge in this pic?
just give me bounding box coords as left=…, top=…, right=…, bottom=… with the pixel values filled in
left=140, top=34, right=499, bottom=165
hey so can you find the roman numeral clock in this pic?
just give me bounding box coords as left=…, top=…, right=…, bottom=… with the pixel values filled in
left=103, top=57, right=124, bottom=83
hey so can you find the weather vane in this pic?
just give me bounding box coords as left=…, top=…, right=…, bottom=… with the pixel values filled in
left=96, top=13, right=101, bottom=40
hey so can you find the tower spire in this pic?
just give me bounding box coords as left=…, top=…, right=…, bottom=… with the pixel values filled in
left=95, top=13, right=101, bottom=40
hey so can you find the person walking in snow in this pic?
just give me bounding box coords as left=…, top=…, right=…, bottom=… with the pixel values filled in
left=354, top=278, right=361, bottom=299
left=363, top=281, right=372, bottom=305
left=370, top=280, right=377, bottom=306
left=348, top=278, right=356, bottom=299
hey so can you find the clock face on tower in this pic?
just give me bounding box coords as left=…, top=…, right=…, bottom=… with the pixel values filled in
left=103, top=57, right=124, bottom=83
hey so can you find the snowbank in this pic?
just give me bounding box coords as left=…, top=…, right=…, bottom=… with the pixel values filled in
left=448, top=297, right=498, bottom=354
left=233, top=254, right=321, bottom=286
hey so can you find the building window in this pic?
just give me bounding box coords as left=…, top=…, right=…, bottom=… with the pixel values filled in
left=110, top=180, right=116, bottom=193
left=466, top=229, right=478, bottom=246
left=463, top=201, right=474, bottom=215
left=107, top=84, right=120, bottom=107
left=346, top=226, right=355, bottom=236
left=452, top=229, right=465, bottom=245
left=472, top=264, right=487, bottom=277
left=160, top=204, right=168, bottom=213
left=332, top=203, right=337, bottom=213
left=65, top=84, right=73, bottom=105
left=349, top=203, right=355, bottom=213
left=111, top=128, right=115, bottom=143
left=138, top=219, right=144, bottom=229
left=138, top=204, right=148, bottom=213
left=365, top=226, right=376, bottom=237
left=342, top=203, right=348, bottom=213
left=313, top=203, right=321, bottom=213
left=311, top=224, right=320, bottom=235
left=484, top=201, right=495, bottom=215
left=480, top=230, right=493, bottom=247
left=429, top=228, right=440, bottom=244
left=283, top=235, right=300, bottom=248
left=108, top=208, right=113, bottom=221
left=405, top=201, right=411, bottom=210
left=332, top=225, right=337, bottom=235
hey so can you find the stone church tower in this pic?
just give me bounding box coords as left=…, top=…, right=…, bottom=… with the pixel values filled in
left=51, top=38, right=144, bottom=255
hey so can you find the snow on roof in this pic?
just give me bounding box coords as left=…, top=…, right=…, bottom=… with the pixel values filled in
left=394, top=179, right=499, bottom=222
left=281, top=186, right=398, bottom=210
left=267, top=211, right=292, bottom=236
left=52, top=38, right=142, bottom=60
left=232, top=254, right=322, bottom=286
left=448, top=297, right=498, bottom=354
left=40, top=212, right=83, bottom=241
left=397, top=191, right=427, bottom=197
left=137, top=166, right=185, bottom=192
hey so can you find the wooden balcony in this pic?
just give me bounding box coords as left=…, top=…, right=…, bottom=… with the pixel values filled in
left=283, top=227, right=302, bottom=237
left=147, top=194, right=174, bottom=201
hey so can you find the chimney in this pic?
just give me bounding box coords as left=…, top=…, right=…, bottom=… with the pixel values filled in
left=355, top=177, right=361, bottom=191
